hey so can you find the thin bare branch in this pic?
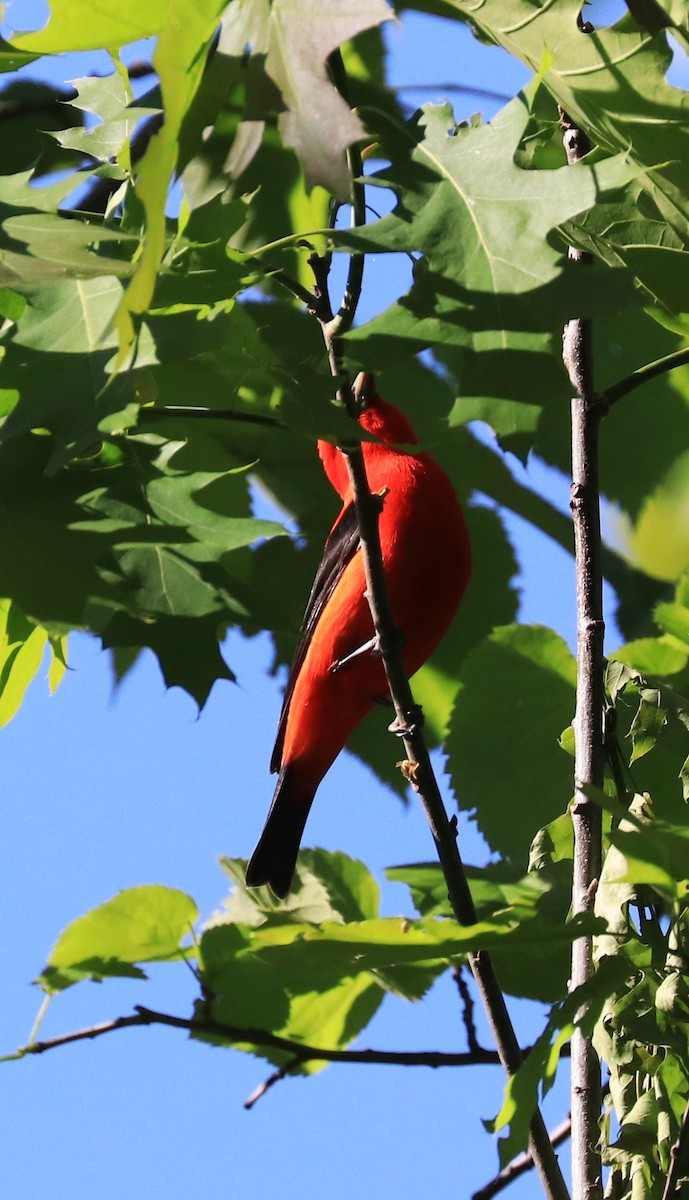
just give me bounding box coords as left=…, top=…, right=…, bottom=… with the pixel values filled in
left=392, top=82, right=512, bottom=103
left=308, top=250, right=354, bottom=413
left=244, top=1060, right=297, bottom=1110
left=326, top=49, right=366, bottom=338
left=473, top=1117, right=572, bottom=1200
left=453, top=964, right=481, bottom=1055
left=10, top=1004, right=513, bottom=1068
left=561, top=105, right=604, bottom=1200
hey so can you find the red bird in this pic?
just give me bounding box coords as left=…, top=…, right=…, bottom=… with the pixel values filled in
left=246, top=385, right=471, bottom=898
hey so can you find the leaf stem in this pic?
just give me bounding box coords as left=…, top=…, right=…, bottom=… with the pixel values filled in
left=604, top=346, right=689, bottom=407
left=561, top=108, right=604, bottom=1200
left=26, top=994, right=52, bottom=1047
left=137, top=406, right=284, bottom=428
left=241, top=251, right=317, bottom=309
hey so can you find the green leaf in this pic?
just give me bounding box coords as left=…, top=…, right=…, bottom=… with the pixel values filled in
left=262, top=911, right=595, bottom=977
left=0, top=600, right=52, bottom=726
left=611, top=1093, right=664, bottom=1158
left=12, top=1, right=191, bottom=51
left=143, top=470, right=285, bottom=551
left=100, top=612, right=234, bottom=708
left=0, top=37, right=36, bottom=71
left=388, top=858, right=574, bottom=1001
left=529, top=813, right=574, bottom=871
left=0, top=435, right=130, bottom=626
left=0, top=431, right=258, bottom=706
left=0, top=278, right=133, bottom=467
left=628, top=688, right=668, bottom=764
left=0, top=79, right=86, bottom=177
left=218, top=0, right=391, bottom=200
left=198, top=920, right=384, bottom=1069
left=39, top=885, right=198, bottom=993
left=196, top=901, right=600, bottom=1065
left=221, top=851, right=446, bottom=1014
left=48, top=634, right=68, bottom=694
left=0, top=287, right=25, bottom=321
left=276, top=975, right=382, bottom=1074
left=607, top=660, right=689, bottom=819
left=108, top=3, right=227, bottom=355
left=611, top=638, right=689, bottom=677
left=0, top=213, right=137, bottom=286
left=606, top=805, right=689, bottom=900
left=627, top=448, right=689, bottom=583
left=54, top=72, right=158, bottom=163
left=345, top=87, right=635, bottom=314
left=562, top=181, right=689, bottom=322
left=447, top=625, right=577, bottom=863
left=445, top=0, right=689, bottom=233
left=655, top=601, right=689, bottom=645
left=213, top=850, right=381, bottom=927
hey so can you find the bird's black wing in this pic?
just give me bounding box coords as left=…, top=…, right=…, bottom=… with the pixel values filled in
left=270, top=501, right=360, bottom=773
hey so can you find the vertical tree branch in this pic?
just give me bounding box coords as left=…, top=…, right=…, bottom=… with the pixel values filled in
left=561, top=109, right=605, bottom=1200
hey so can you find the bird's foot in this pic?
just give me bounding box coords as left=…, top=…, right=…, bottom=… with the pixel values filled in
left=371, top=624, right=404, bottom=658
left=388, top=705, right=424, bottom=737
left=329, top=636, right=377, bottom=673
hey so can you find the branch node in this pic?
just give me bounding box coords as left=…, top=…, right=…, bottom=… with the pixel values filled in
left=396, top=758, right=421, bottom=786
left=388, top=703, right=424, bottom=737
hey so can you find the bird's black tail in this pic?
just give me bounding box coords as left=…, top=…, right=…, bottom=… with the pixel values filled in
left=245, top=768, right=313, bottom=900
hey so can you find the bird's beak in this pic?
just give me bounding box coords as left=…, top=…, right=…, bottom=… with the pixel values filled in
left=352, top=372, right=376, bottom=414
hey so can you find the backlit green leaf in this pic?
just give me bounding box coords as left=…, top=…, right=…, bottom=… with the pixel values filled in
left=39, top=885, right=198, bottom=993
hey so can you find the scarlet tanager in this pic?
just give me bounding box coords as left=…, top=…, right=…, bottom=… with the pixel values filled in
left=246, top=386, right=471, bottom=898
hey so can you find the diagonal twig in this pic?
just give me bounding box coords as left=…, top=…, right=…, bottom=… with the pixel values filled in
left=473, top=1117, right=572, bottom=1200
left=661, top=1097, right=689, bottom=1200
